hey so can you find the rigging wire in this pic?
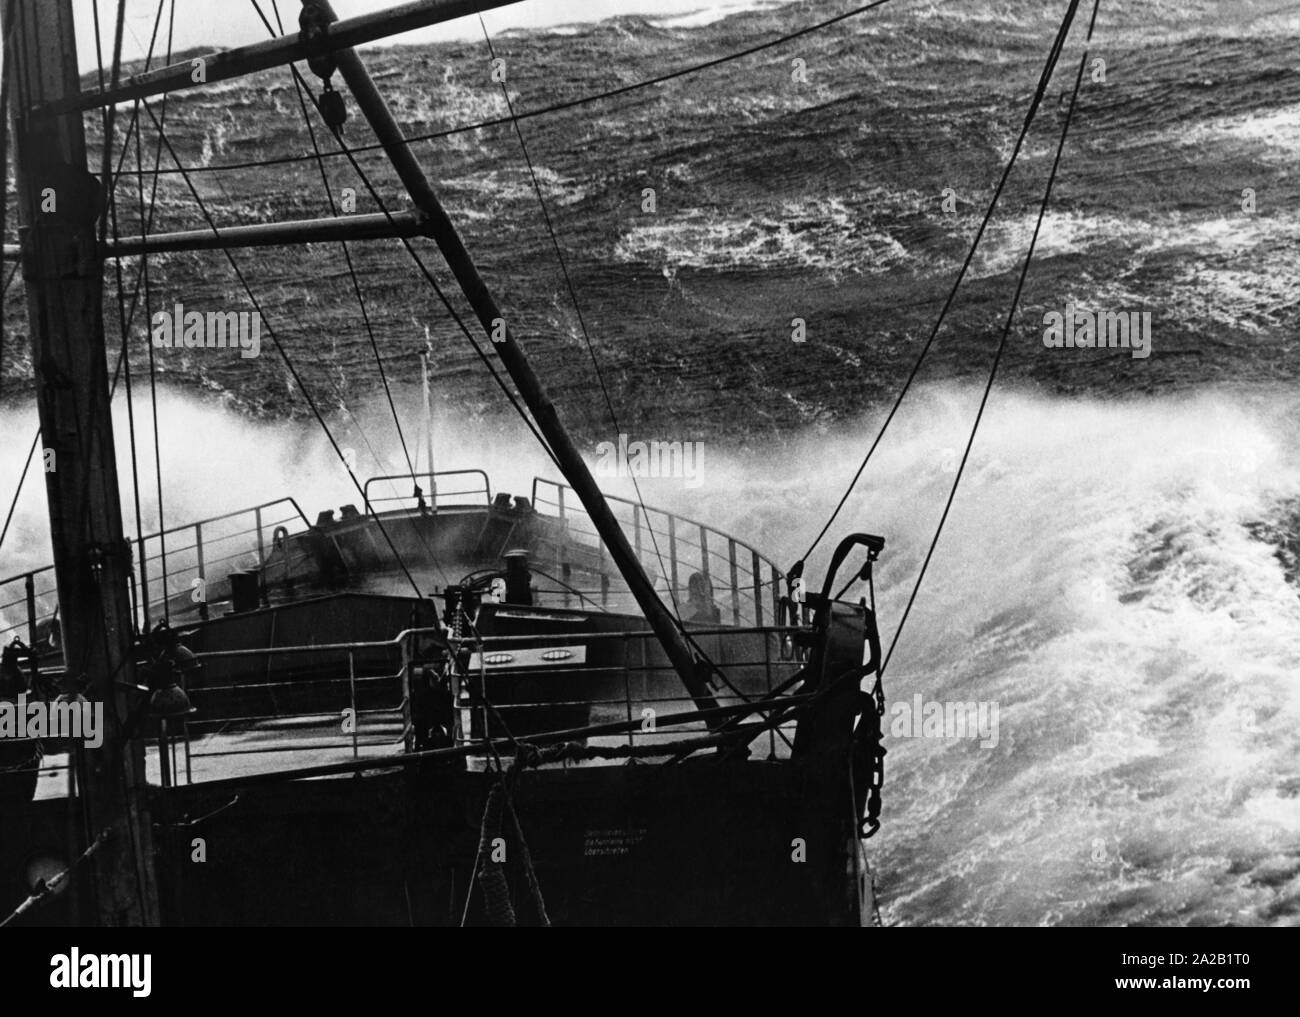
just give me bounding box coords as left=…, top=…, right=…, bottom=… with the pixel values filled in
left=97, top=0, right=154, bottom=919
left=2, top=241, right=164, bottom=577
left=267, top=0, right=451, bottom=587
left=0, top=2, right=10, bottom=409
left=44, top=0, right=131, bottom=684
left=799, top=0, right=1085, bottom=563
left=108, top=0, right=178, bottom=405
left=527, top=566, right=610, bottom=614
left=131, top=0, right=176, bottom=623
left=330, top=139, right=563, bottom=473
left=1, top=1, right=442, bottom=600
left=92, top=0, right=127, bottom=247
left=0, top=1, right=156, bottom=645
left=256, top=8, right=737, bottom=699
left=108, top=0, right=898, bottom=181
left=39, top=0, right=180, bottom=631
left=74, top=0, right=179, bottom=388
left=299, top=173, right=425, bottom=502
left=255, top=0, right=449, bottom=588
left=0, top=428, right=38, bottom=553
left=257, top=53, right=564, bottom=476
left=0, top=0, right=53, bottom=432
left=197, top=0, right=565, bottom=480
left=109, top=0, right=172, bottom=628
left=263, top=0, right=422, bottom=497
left=200, top=5, right=736, bottom=683
left=879, top=0, right=1098, bottom=679
left=263, top=0, right=452, bottom=588
left=135, top=98, right=428, bottom=602
left=473, top=12, right=754, bottom=700
left=107, top=0, right=172, bottom=343
left=114, top=8, right=412, bottom=608
left=111, top=140, right=148, bottom=626
left=103, top=0, right=167, bottom=197
left=473, top=12, right=682, bottom=620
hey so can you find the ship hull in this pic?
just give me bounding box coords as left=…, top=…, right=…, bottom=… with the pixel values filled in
left=5, top=759, right=866, bottom=927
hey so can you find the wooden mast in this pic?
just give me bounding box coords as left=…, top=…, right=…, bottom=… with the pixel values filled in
left=306, top=0, right=722, bottom=715
left=3, top=0, right=159, bottom=924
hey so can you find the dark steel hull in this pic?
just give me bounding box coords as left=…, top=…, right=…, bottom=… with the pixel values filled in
left=5, top=758, right=867, bottom=927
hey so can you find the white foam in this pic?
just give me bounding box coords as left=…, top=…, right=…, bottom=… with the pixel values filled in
left=649, top=1, right=787, bottom=29
left=1176, top=103, right=1300, bottom=160
left=614, top=196, right=911, bottom=275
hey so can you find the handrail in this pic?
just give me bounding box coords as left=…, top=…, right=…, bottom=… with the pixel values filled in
left=0, top=496, right=315, bottom=644
left=362, top=469, right=491, bottom=511
left=0, top=497, right=310, bottom=591
left=0, top=562, right=54, bottom=583
left=531, top=477, right=786, bottom=627
left=531, top=477, right=777, bottom=569
left=4, top=473, right=792, bottom=667
left=138, top=497, right=312, bottom=545
left=186, top=622, right=808, bottom=661
left=165, top=697, right=802, bottom=795
left=135, top=511, right=303, bottom=568
left=33, top=613, right=810, bottom=791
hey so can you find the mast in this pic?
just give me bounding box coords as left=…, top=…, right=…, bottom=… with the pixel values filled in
left=304, top=0, right=720, bottom=713
left=3, top=0, right=159, bottom=924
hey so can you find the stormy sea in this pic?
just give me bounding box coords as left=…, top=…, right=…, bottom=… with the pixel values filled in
left=2, top=0, right=1299, bottom=926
